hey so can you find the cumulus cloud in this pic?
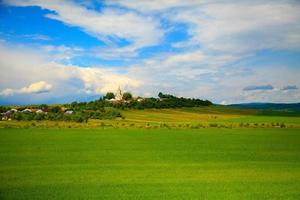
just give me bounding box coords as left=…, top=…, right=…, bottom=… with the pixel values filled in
left=171, top=1, right=300, bottom=53
left=76, top=67, right=141, bottom=94
left=0, top=42, right=141, bottom=99
left=0, top=81, right=52, bottom=96
left=5, top=0, right=164, bottom=56
left=1, top=1, right=300, bottom=104
left=112, top=0, right=300, bottom=53
left=20, top=81, right=52, bottom=94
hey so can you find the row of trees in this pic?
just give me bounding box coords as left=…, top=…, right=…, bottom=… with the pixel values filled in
left=64, top=92, right=212, bottom=111
left=12, top=112, right=89, bottom=122
left=10, top=107, right=122, bottom=122
left=66, top=92, right=212, bottom=111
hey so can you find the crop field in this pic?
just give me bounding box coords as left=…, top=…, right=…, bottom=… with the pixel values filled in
left=1, top=107, right=300, bottom=128
left=0, top=128, right=300, bottom=199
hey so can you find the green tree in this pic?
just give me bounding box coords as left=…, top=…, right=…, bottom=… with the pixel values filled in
left=158, top=92, right=164, bottom=98
left=122, top=92, right=132, bottom=100
left=39, top=104, right=48, bottom=110
left=104, top=92, right=115, bottom=100
left=50, top=106, right=61, bottom=113
left=0, top=106, right=9, bottom=113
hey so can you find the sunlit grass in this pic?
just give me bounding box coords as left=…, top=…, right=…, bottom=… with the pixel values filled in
left=0, top=128, right=299, bottom=199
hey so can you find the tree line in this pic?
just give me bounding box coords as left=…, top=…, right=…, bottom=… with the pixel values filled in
left=66, top=92, right=212, bottom=111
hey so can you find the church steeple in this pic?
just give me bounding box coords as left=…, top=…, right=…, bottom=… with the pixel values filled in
left=115, top=85, right=123, bottom=100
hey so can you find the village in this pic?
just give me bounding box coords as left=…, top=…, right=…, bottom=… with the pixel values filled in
left=0, top=86, right=137, bottom=121
left=0, top=86, right=213, bottom=121
left=0, top=107, right=75, bottom=121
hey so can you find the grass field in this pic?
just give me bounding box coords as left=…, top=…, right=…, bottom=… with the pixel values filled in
left=1, top=128, right=300, bottom=199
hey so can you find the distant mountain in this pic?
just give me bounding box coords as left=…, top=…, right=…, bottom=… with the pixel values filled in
left=227, top=103, right=300, bottom=112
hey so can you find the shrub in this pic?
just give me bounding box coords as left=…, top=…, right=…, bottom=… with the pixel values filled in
left=209, top=123, right=218, bottom=128
left=280, top=123, right=286, bottom=128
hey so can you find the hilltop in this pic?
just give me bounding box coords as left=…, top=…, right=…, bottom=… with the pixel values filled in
left=228, top=102, right=300, bottom=112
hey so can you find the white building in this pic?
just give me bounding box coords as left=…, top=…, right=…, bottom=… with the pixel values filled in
left=115, top=85, right=123, bottom=101
left=22, top=108, right=32, bottom=112
left=65, top=110, right=74, bottom=114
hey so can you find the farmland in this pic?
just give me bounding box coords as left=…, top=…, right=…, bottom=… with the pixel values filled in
left=0, top=106, right=300, bottom=199
left=0, top=128, right=300, bottom=199
left=1, top=106, right=300, bottom=128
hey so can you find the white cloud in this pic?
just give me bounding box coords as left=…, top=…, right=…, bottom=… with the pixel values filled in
left=6, top=0, right=164, bottom=56
left=171, top=1, right=300, bottom=53
left=108, top=0, right=202, bottom=12
left=22, top=34, right=51, bottom=41
left=113, top=0, right=300, bottom=53
left=20, top=81, right=52, bottom=94
left=76, top=67, right=141, bottom=94
left=0, top=42, right=141, bottom=99
left=2, top=1, right=300, bottom=104
left=0, top=81, right=52, bottom=96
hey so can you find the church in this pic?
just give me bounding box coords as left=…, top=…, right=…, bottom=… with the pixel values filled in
left=115, top=85, right=123, bottom=101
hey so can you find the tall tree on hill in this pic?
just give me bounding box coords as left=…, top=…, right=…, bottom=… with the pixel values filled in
left=104, top=92, right=115, bottom=100
left=123, top=92, right=133, bottom=100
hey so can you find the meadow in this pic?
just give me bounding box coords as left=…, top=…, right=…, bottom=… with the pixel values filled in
left=1, top=107, right=300, bottom=199
left=0, top=128, right=299, bottom=199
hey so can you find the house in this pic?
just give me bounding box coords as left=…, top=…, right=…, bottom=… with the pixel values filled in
left=10, top=108, right=18, bottom=112
left=1, top=111, right=12, bottom=120
left=42, top=108, right=49, bottom=113
left=22, top=108, right=32, bottom=112
left=136, top=97, right=144, bottom=102
left=65, top=110, right=74, bottom=114
left=61, top=107, right=68, bottom=112
left=36, top=109, right=44, bottom=114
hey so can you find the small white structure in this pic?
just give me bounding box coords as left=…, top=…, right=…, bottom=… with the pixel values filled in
left=22, top=108, right=32, bottom=112
left=115, top=85, right=123, bottom=101
left=65, top=110, right=74, bottom=114
left=36, top=109, right=44, bottom=113
left=106, top=85, right=125, bottom=102
left=1, top=111, right=12, bottom=120
left=137, top=98, right=144, bottom=102
left=10, top=109, right=18, bottom=112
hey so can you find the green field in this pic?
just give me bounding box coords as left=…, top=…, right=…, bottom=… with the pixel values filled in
left=1, top=128, right=300, bottom=199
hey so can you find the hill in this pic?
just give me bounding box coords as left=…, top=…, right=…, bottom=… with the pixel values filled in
left=228, top=103, right=300, bottom=112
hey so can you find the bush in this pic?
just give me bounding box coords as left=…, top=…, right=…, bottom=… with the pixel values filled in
left=280, top=123, right=286, bottom=128
left=209, top=123, right=218, bottom=127
left=50, top=106, right=61, bottom=113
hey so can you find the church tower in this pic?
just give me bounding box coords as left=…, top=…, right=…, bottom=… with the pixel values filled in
left=115, top=85, right=123, bottom=100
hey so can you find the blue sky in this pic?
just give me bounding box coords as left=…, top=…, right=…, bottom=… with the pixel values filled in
left=0, top=0, right=299, bottom=105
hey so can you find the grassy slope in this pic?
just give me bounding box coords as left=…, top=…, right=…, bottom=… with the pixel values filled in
left=120, top=107, right=300, bottom=126
left=0, top=128, right=300, bottom=199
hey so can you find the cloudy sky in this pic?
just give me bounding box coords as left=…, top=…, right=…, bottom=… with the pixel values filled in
left=0, top=0, right=299, bottom=105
